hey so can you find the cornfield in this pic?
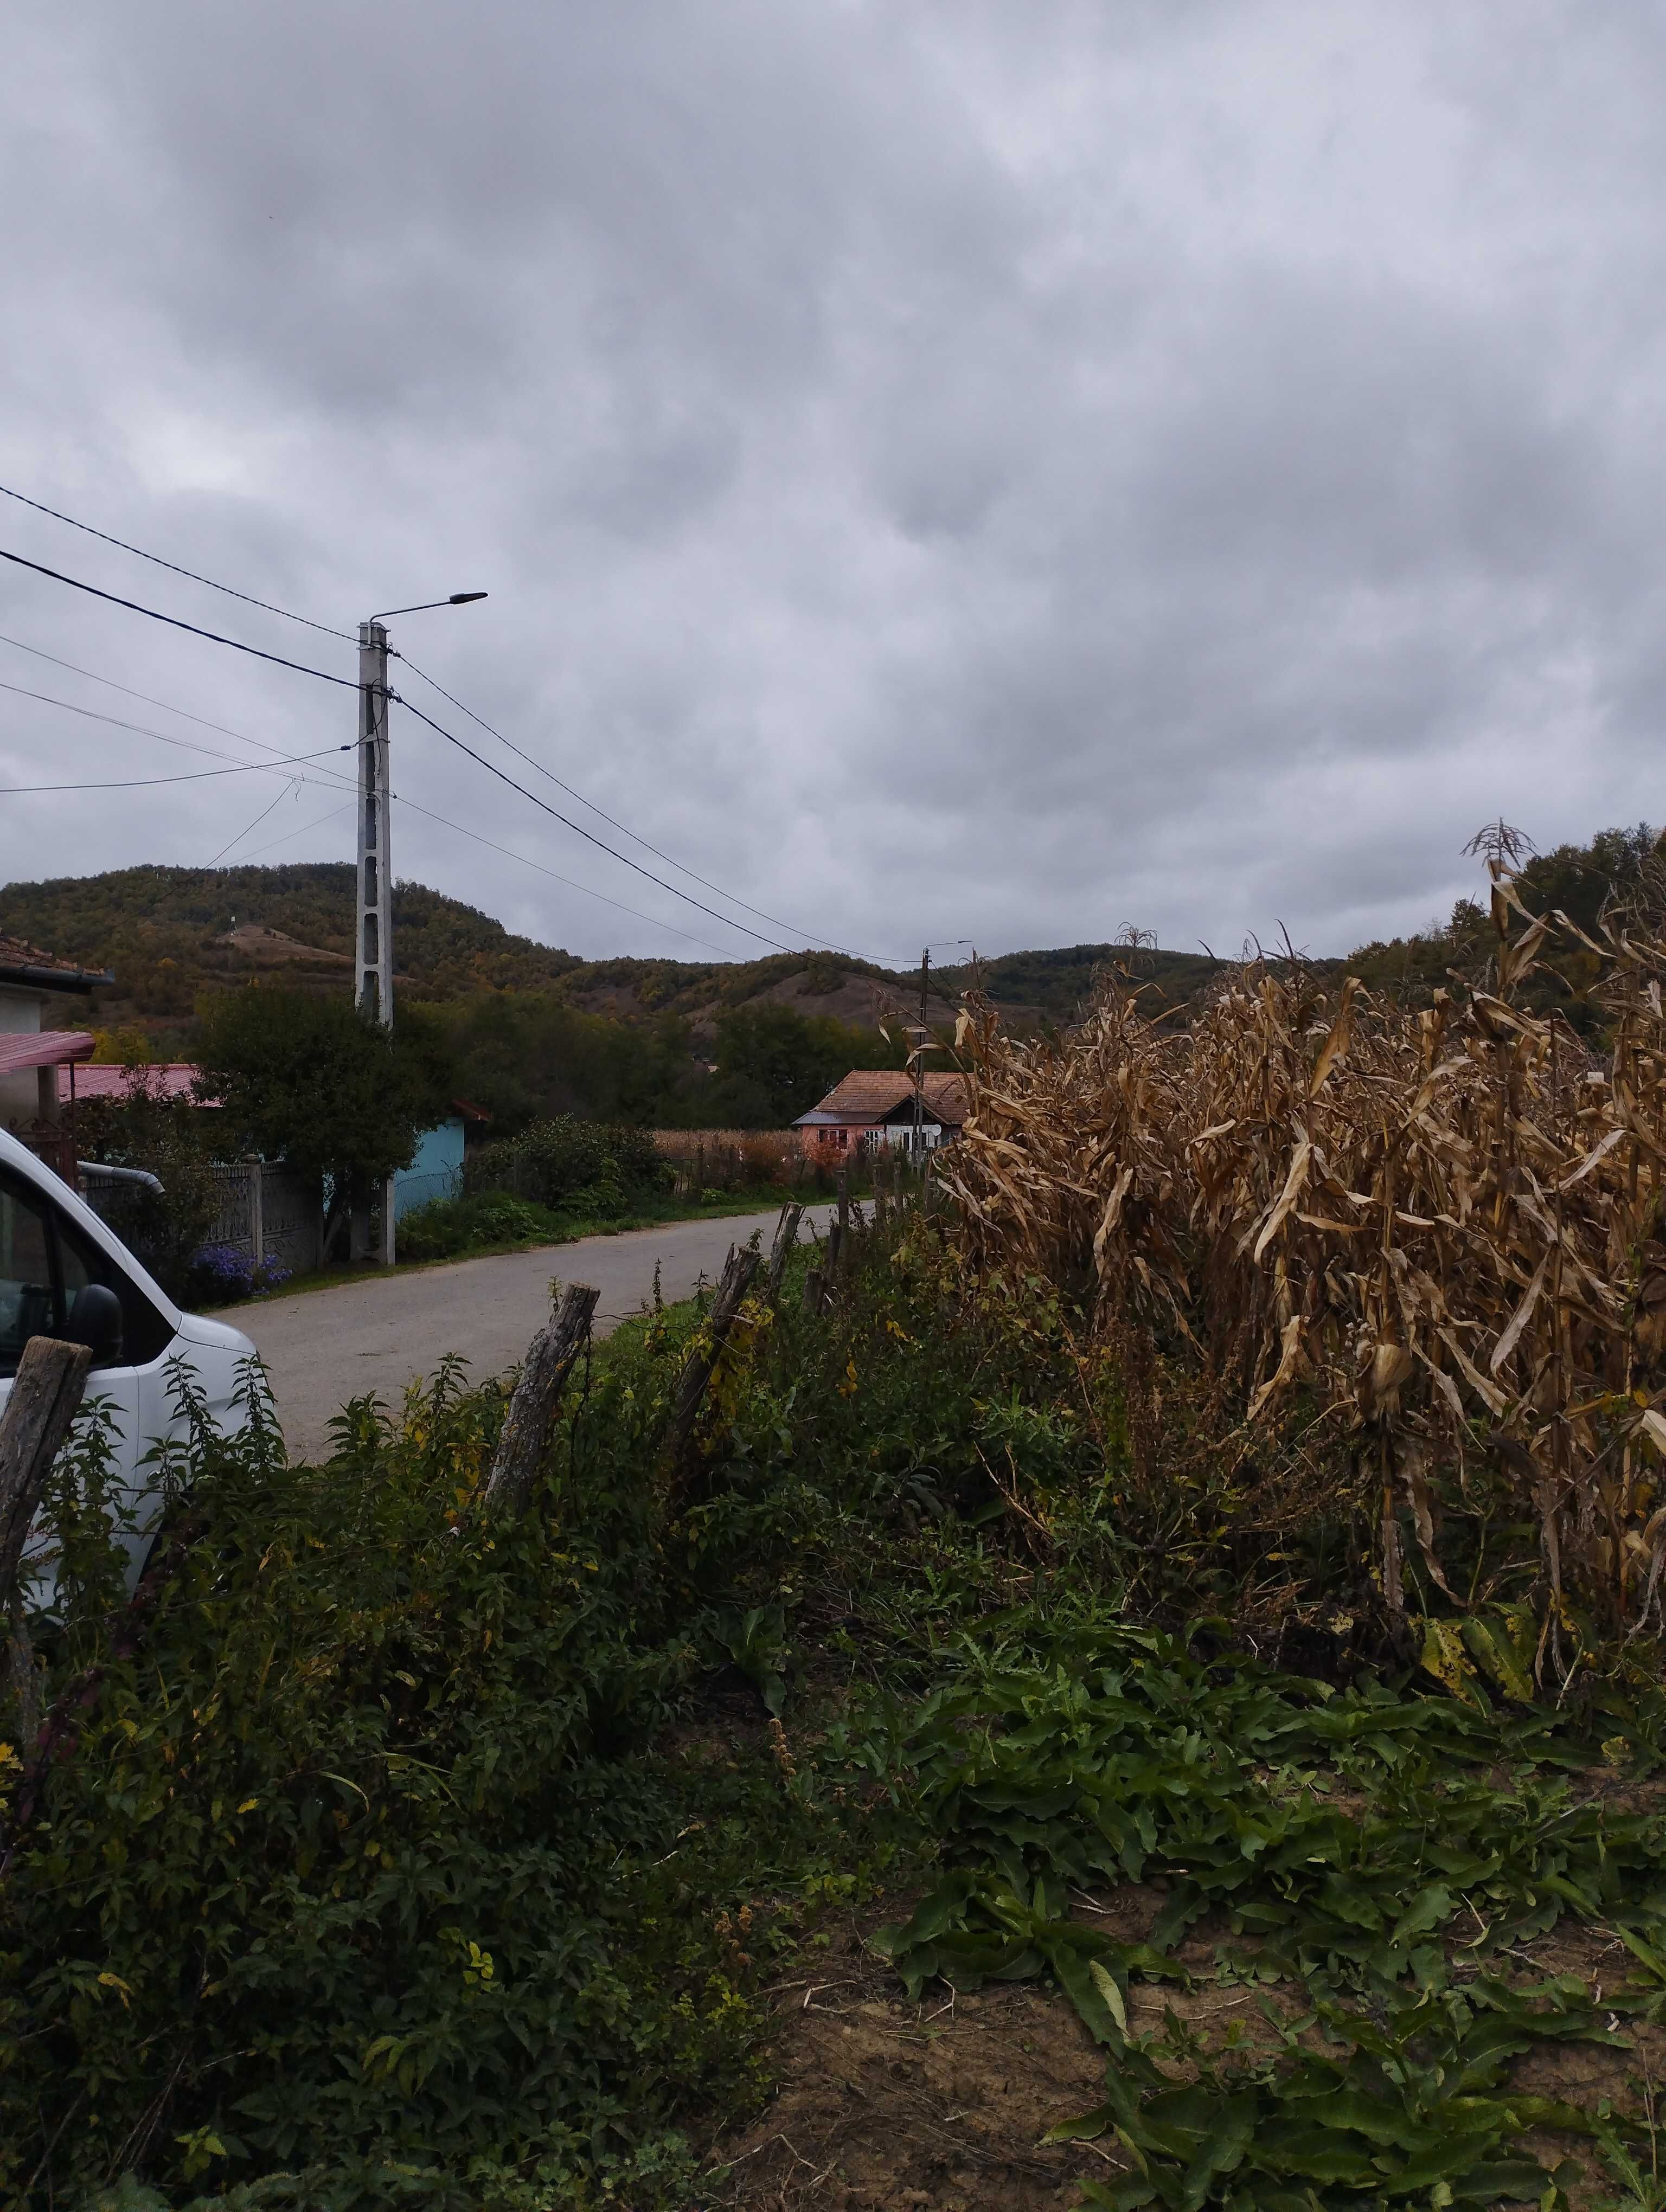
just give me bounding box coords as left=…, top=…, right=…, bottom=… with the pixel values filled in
left=940, top=859, right=1666, bottom=1659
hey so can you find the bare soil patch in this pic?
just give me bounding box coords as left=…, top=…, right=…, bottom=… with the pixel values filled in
left=709, top=1886, right=1666, bottom=2211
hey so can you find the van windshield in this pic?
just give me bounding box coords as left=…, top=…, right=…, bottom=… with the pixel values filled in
left=0, top=1168, right=174, bottom=1375
left=0, top=1179, right=56, bottom=1374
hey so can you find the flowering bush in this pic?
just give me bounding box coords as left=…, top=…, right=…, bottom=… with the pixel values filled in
left=184, top=1243, right=292, bottom=1307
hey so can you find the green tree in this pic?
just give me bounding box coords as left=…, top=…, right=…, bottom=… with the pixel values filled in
left=74, top=1069, right=223, bottom=1301
left=196, top=989, right=455, bottom=1249
left=706, top=1002, right=902, bottom=1127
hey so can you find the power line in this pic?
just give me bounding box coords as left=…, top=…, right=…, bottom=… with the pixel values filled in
left=0, top=545, right=356, bottom=688
left=393, top=690, right=831, bottom=957
left=388, top=787, right=736, bottom=955
left=0, top=676, right=359, bottom=788
left=195, top=775, right=736, bottom=951
left=0, top=512, right=902, bottom=966
left=0, top=629, right=308, bottom=760
left=0, top=635, right=733, bottom=948
left=238, top=800, right=355, bottom=863
left=0, top=747, right=350, bottom=794
left=400, top=654, right=883, bottom=960
left=0, top=505, right=890, bottom=964
left=209, top=781, right=303, bottom=867
left=0, top=480, right=354, bottom=639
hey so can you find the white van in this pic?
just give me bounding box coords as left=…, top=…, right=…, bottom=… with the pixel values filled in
left=0, top=1125, right=255, bottom=1591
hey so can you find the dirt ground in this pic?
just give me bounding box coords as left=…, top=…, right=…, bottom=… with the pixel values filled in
left=705, top=1890, right=1666, bottom=2212
left=707, top=1884, right=1285, bottom=2211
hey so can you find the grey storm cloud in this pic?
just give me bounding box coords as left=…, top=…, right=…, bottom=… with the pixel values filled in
left=1, top=0, right=1663, bottom=967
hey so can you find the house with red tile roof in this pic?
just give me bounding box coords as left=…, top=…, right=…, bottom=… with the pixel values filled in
left=792, top=1069, right=970, bottom=1156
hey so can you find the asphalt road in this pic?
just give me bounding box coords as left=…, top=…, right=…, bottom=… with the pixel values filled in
left=230, top=1204, right=834, bottom=1464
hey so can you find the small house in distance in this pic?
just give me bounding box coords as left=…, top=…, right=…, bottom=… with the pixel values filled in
left=793, top=1070, right=970, bottom=1156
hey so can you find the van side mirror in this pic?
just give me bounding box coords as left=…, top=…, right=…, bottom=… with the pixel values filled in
left=65, top=1283, right=125, bottom=1366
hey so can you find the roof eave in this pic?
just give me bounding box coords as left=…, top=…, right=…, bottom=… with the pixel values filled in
left=0, top=962, right=115, bottom=996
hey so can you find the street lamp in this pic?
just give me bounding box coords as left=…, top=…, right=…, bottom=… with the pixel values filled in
left=354, top=590, right=487, bottom=1266
left=367, top=592, right=489, bottom=620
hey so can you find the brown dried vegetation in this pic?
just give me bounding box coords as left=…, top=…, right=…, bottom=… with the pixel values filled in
left=941, top=855, right=1666, bottom=1660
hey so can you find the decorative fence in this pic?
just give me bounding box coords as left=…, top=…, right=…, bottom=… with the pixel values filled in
left=205, top=1163, right=324, bottom=1275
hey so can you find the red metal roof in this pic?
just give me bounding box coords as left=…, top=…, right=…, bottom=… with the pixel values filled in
left=0, top=1030, right=95, bottom=1075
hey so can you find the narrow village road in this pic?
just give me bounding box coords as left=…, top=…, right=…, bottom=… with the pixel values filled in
left=229, top=1204, right=835, bottom=1464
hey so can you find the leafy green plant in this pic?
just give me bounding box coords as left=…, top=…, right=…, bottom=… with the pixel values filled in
left=866, top=1604, right=1666, bottom=2207
left=394, top=1189, right=564, bottom=1260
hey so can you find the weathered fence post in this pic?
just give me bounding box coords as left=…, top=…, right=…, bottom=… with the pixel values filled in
left=480, top=1283, right=600, bottom=1518
left=665, top=1242, right=758, bottom=1473
left=801, top=1265, right=826, bottom=1316
left=766, top=1202, right=803, bottom=1303
left=1, top=1338, right=93, bottom=1739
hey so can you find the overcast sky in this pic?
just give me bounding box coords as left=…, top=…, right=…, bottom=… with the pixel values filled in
left=1, top=2, right=1661, bottom=970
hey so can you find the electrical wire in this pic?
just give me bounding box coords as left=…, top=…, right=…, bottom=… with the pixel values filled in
left=386, top=788, right=735, bottom=955
left=0, top=481, right=355, bottom=639
left=0, top=511, right=906, bottom=964
left=0, top=747, right=350, bottom=793
left=237, top=801, right=355, bottom=863
left=400, top=654, right=885, bottom=961
left=0, top=677, right=360, bottom=791
left=0, top=629, right=311, bottom=760
left=0, top=499, right=890, bottom=963
left=0, top=546, right=356, bottom=687
left=209, top=781, right=302, bottom=866
left=0, top=640, right=731, bottom=949
left=392, top=691, right=828, bottom=956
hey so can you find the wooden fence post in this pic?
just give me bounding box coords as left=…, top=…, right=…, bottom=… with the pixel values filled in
left=480, top=1283, right=600, bottom=1519
left=247, top=1158, right=265, bottom=1270
left=1, top=1338, right=93, bottom=1739
left=665, top=1242, right=758, bottom=1472
left=766, top=1202, right=803, bottom=1303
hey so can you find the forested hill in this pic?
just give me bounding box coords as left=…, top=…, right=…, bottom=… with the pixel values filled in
left=0, top=862, right=1238, bottom=1043
left=5, top=825, right=1651, bottom=1058
left=0, top=864, right=938, bottom=1040
left=935, top=943, right=1225, bottom=1024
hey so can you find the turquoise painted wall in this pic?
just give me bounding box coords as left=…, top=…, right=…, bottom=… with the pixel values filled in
left=393, top=1117, right=465, bottom=1220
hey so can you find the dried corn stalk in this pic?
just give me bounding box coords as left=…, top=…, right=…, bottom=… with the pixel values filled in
left=940, top=866, right=1666, bottom=1648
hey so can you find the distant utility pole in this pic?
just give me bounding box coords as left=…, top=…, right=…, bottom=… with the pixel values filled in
left=353, top=590, right=488, bottom=1267
left=355, top=620, right=393, bottom=1030
left=353, top=619, right=394, bottom=1268
left=912, top=946, right=930, bottom=1159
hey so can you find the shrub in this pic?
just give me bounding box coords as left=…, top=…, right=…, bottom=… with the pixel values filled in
left=74, top=1075, right=225, bottom=1304
left=0, top=1317, right=858, bottom=2207
left=396, top=1191, right=565, bottom=1262
left=465, top=1116, right=669, bottom=1212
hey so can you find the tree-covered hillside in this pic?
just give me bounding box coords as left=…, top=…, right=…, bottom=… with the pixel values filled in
left=1346, top=822, right=1660, bottom=1032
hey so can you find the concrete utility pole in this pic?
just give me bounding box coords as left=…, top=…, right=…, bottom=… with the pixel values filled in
left=350, top=591, right=486, bottom=1268
left=913, top=946, right=930, bottom=1158
left=356, top=620, right=394, bottom=1028
left=354, top=618, right=395, bottom=1266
